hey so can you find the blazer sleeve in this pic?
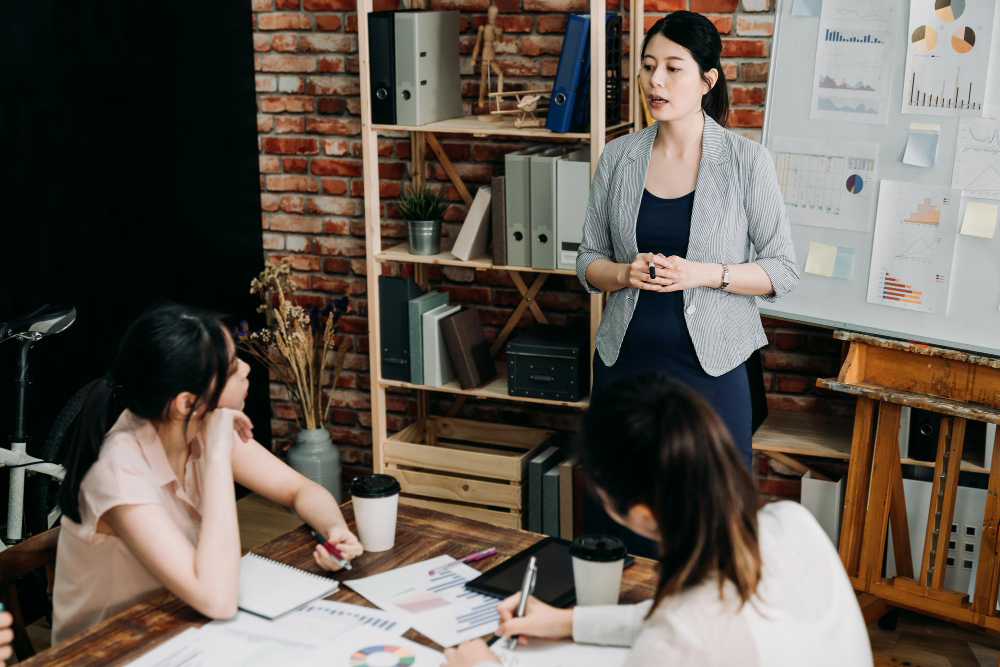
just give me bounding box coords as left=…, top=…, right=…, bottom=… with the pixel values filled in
left=745, top=146, right=799, bottom=303
left=576, top=144, right=617, bottom=294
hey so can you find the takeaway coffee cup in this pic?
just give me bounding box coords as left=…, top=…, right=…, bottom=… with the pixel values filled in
left=350, top=474, right=401, bottom=552
left=570, top=534, right=627, bottom=606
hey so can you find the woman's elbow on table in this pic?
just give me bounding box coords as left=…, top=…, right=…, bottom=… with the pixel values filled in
left=192, top=594, right=238, bottom=621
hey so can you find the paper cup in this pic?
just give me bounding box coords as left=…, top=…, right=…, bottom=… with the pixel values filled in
left=350, top=474, right=401, bottom=552
left=570, top=534, right=627, bottom=606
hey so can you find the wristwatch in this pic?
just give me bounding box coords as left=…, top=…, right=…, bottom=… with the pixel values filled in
left=720, top=263, right=731, bottom=290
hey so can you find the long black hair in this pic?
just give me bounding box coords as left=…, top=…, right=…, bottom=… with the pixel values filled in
left=579, top=374, right=760, bottom=612
left=642, top=11, right=729, bottom=127
left=58, top=303, right=234, bottom=523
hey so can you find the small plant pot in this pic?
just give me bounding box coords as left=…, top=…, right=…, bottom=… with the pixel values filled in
left=407, top=219, right=442, bottom=256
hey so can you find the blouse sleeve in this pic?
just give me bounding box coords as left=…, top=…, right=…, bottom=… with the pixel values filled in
left=576, top=144, right=618, bottom=294
left=745, top=145, right=800, bottom=303
left=77, top=442, right=163, bottom=545
left=571, top=600, right=653, bottom=647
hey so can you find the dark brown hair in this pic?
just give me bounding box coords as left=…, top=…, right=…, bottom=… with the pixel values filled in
left=579, top=374, right=761, bottom=611
left=642, top=11, right=729, bottom=127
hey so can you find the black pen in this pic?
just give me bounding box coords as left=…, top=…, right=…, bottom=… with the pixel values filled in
left=506, top=556, right=537, bottom=652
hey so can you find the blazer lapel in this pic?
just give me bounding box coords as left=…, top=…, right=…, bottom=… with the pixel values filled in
left=618, top=125, right=657, bottom=259
left=686, top=114, right=731, bottom=261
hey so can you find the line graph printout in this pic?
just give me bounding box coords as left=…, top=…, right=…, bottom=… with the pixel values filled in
left=810, top=0, right=898, bottom=125
left=866, top=180, right=960, bottom=314
left=901, top=0, right=997, bottom=117
left=951, top=118, right=1000, bottom=199
left=771, top=137, right=879, bottom=231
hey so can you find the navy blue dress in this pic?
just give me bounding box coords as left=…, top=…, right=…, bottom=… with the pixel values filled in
left=585, top=189, right=753, bottom=556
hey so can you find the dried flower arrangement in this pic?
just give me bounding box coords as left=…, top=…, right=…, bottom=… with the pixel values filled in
left=234, top=261, right=350, bottom=431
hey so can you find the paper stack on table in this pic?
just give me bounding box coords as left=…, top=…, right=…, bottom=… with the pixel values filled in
left=492, top=638, right=630, bottom=667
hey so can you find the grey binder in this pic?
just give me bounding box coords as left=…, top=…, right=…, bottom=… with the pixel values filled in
left=543, top=466, right=561, bottom=537
left=529, top=146, right=573, bottom=270
left=408, top=290, right=449, bottom=385
left=394, top=11, right=462, bottom=126
left=556, top=149, right=591, bottom=271
left=528, top=445, right=562, bottom=533
left=504, top=145, right=547, bottom=267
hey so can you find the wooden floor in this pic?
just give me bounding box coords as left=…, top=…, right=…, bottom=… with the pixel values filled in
left=11, top=494, right=1000, bottom=665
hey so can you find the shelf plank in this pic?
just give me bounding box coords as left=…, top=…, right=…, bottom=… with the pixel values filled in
left=376, top=240, right=577, bottom=275
left=378, top=372, right=590, bottom=409
left=371, top=116, right=633, bottom=140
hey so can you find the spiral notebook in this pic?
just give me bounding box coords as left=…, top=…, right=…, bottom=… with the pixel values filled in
left=238, top=552, right=340, bottom=619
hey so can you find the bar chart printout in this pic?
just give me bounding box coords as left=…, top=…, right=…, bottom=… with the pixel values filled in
left=867, top=180, right=960, bottom=314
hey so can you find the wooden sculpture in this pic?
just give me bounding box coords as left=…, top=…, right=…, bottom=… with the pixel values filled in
left=471, top=3, right=504, bottom=116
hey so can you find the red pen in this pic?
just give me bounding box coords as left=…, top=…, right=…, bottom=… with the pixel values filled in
left=312, top=531, right=352, bottom=570
left=429, top=547, right=497, bottom=575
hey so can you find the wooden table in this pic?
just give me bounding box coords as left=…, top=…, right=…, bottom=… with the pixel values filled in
left=23, top=503, right=659, bottom=666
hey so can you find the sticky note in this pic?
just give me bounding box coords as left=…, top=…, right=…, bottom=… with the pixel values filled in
left=960, top=200, right=998, bottom=238
left=902, top=122, right=940, bottom=168
left=831, top=246, right=855, bottom=280
left=804, top=242, right=838, bottom=277
left=791, top=0, right=821, bottom=16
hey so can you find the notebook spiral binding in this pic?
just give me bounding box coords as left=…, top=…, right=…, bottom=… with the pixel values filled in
left=246, top=552, right=333, bottom=582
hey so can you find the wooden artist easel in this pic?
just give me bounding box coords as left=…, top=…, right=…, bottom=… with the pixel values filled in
left=820, top=331, right=1000, bottom=647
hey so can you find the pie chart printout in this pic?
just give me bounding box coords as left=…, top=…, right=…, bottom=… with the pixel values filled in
left=349, top=645, right=417, bottom=667
left=935, top=0, right=965, bottom=22
left=952, top=26, right=975, bottom=53
left=912, top=25, right=937, bottom=51
left=846, top=174, right=864, bottom=194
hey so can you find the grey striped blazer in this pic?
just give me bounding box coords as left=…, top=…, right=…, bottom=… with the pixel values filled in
left=576, top=112, right=799, bottom=377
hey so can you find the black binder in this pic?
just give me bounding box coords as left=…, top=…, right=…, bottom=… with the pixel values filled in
left=368, top=11, right=396, bottom=125
left=378, top=275, right=423, bottom=381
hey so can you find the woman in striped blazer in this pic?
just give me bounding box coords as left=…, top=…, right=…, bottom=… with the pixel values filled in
left=577, top=11, right=798, bottom=553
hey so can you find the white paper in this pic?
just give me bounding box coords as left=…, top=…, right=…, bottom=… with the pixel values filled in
left=298, top=627, right=446, bottom=667
left=771, top=137, right=879, bottom=231
left=493, top=639, right=630, bottom=667
left=901, top=0, right=996, bottom=117
left=984, top=0, right=1000, bottom=117
left=866, top=180, right=961, bottom=314
left=810, top=0, right=898, bottom=125
left=288, top=599, right=410, bottom=636
left=346, top=555, right=502, bottom=648
left=951, top=118, right=1000, bottom=199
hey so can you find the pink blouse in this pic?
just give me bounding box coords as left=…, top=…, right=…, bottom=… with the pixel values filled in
left=52, top=410, right=215, bottom=644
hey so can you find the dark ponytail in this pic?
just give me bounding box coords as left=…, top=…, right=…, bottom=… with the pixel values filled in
left=59, top=303, right=233, bottom=523
left=642, top=11, right=729, bottom=127
left=579, top=374, right=761, bottom=611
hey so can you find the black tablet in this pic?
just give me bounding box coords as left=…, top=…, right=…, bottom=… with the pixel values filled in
left=464, top=536, right=635, bottom=607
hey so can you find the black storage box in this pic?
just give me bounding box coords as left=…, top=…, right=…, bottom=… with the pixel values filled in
left=506, top=325, right=588, bottom=402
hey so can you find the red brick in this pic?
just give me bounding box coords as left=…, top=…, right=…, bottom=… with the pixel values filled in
left=268, top=214, right=323, bottom=233
left=304, top=0, right=355, bottom=9
left=260, top=95, right=314, bottom=113
left=262, top=232, right=284, bottom=249
left=721, top=39, right=767, bottom=58
left=253, top=34, right=271, bottom=52
left=260, top=194, right=280, bottom=212
left=261, top=54, right=317, bottom=72
left=536, top=14, right=567, bottom=32
left=430, top=0, right=489, bottom=8
left=736, top=16, right=774, bottom=36
left=431, top=162, right=492, bottom=183
left=731, top=85, right=765, bottom=106
left=540, top=58, right=559, bottom=77
left=722, top=61, right=738, bottom=81
left=496, top=16, right=533, bottom=32
left=324, top=219, right=351, bottom=235
left=774, top=375, right=808, bottom=394
left=318, top=56, right=346, bottom=73
left=324, top=258, right=351, bottom=273
left=317, top=97, right=346, bottom=114
left=255, top=74, right=277, bottom=92
left=644, top=15, right=661, bottom=33
left=252, top=0, right=272, bottom=10
left=762, top=351, right=834, bottom=375
left=301, top=34, right=357, bottom=53
left=644, top=0, right=684, bottom=10
left=265, top=174, right=318, bottom=192
left=741, top=61, right=769, bottom=83
left=497, top=56, right=538, bottom=77
left=321, top=178, right=349, bottom=194
left=305, top=76, right=360, bottom=96
left=279, top=194, right=307, bottom=212
left=257, top=13, right=312, bottom=30
left=519, top=35, right=563, bottom=56
left=282, top=157, right=308, bottom=172
left=274, top=75, right=302, bottom=93
left=709, top=15, right=732, bottom=34
left=306, top=196, right=364, bottom=216
left=259, top=156, right=281, bottom=173
left=346, top=15, right=358, bottom=32
left=773, top=331, right=807, bottom=350
left=306, top=116, right=361, bottom=135
left=257, top=114, right=273, bottom=132
left=315, top=236, right=368, bottom=256
left=275, top=0, right=299, bottom=7
left=323, top=139, right=350, bottom=156
left=766, top=394, right=827, bottom=414
left=690, top=0, right=737, bottom=10
left=728, top=108, right=764, bottom=127
left=311, top=158, right=362, bottom=176
left=315, top=15, right=342, bottom=31
left=262, top=137, right=319, bottom=154
left=524, top=0, right=585, bottom=9
left=271, top=33, right=298, bottom=52
left=441, top=286, right=492, bottom=304
left=274, top=116, right=305, bottom=133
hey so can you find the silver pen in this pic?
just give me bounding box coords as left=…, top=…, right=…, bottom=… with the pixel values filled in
left=507, top=556, right=538, bottom=652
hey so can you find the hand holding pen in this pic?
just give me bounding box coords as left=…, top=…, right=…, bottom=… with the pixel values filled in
left=312, top=527, right=363, bottom=571
left=491, top=589, right=574, bottom=649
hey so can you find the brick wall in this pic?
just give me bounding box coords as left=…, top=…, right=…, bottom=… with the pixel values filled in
left=251, top=0, right=852, bottom=494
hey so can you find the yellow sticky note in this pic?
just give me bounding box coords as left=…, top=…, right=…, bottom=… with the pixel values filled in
left=961, top=201, right=998, bottom=239
left=804, top=241, right=838, bottom=277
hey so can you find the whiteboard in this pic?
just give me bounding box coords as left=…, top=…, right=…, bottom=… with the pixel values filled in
left=760, top=0, right=1000, bottom=355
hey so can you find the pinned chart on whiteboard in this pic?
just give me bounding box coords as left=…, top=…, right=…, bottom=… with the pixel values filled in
left=771, top=137, right=879, bottom=231
left=866, top=180, right=960, bottom=314
left=951, top=118, right=1000, bottom=199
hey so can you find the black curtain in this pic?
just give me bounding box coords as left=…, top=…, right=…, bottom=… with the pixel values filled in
left=0, top=2, right=270, bottom=475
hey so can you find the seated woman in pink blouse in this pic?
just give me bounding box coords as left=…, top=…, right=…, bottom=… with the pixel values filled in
left=51, top=303, right=362, bottom=643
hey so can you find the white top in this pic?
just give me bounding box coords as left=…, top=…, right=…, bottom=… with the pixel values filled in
left=478, top=501, right=872, bottom=667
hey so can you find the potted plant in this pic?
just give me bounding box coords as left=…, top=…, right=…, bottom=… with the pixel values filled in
left=234, top=261, right=351, bottom=501
left=397, top=185, right=449, bottom=256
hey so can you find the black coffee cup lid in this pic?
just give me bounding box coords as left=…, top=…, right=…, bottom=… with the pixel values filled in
left=350, top=474, right=401, bottom=499
left=569, top=534, right=627, bottom=562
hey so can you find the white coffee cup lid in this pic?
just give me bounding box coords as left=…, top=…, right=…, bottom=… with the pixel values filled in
left=570, top=534, right=627, bottom=562
left=350, top=473, right=401, bottom=499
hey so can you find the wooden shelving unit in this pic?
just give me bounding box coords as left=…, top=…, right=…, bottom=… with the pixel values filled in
left=357, top=0, right=645, bottom=480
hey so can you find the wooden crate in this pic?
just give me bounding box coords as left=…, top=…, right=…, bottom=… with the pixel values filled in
left=384, top=416, right=555, bottom=529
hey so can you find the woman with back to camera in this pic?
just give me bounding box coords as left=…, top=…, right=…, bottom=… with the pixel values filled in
left=51, top=303, right=363, bottom=643
left=575, top=10, right=799, bottom=553
left=442, top=375, right=872, bottom=667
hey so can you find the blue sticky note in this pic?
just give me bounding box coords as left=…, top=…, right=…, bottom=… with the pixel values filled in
left=832, top=247, right=855, bottom=280
left=903, top=126, right=940, bottom=168
left=792, top=0, right=821, bottom=16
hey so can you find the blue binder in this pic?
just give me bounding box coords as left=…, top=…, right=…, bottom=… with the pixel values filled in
left=545, top=13, right=616, bottom=134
